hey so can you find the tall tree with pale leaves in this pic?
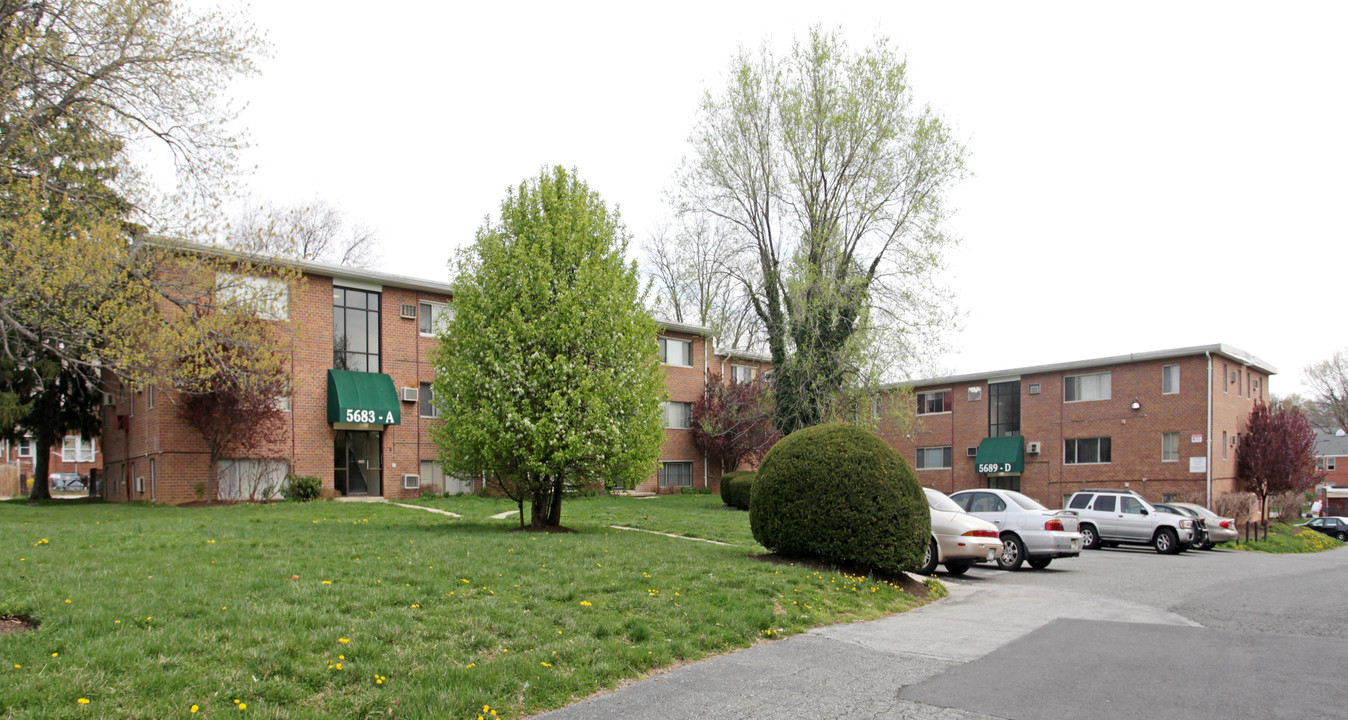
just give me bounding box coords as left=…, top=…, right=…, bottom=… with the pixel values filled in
left=431, top=166, right=665, bottom=529
left=677, top=27, right=967, bottom=435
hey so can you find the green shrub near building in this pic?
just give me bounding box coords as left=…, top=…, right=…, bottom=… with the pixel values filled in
left=749, top=423, right=929, bottom=575
left=720, top=471, right=756, bottom=510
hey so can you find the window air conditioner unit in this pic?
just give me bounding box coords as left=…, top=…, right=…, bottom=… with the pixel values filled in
left=134, top=476, right=145, bottom=493
left=1026, top=441, right=1042, bottom=455
left=400, top=304, right=417, bottom=319
left=402, top=474, right=420, bottom=490
left=966, top=446, right=978, bottom=457
left=401, top=386, right=419, bottom=403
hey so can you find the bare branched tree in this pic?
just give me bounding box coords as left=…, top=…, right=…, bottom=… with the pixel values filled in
left=229, top=198, right=382, bottom=268
left=1304, top=352, right=1348, bottom=432
left=676, top=27, right=966, bottom=434
left=644, top=214, right=764, bottom=352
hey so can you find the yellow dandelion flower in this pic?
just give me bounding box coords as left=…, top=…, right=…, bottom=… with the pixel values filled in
left=541, top=661, right=552, bottom=667
left=338, top=638, right=349, bottom=643
left=191, top=705, right=199, bottom=713
left=321, top=580, right=332, bottom=585
left=77, top=698, right=89, bottom=704
left=579, top=600, right=592, bottom=607
left=64, top=599, right=71, bottom=604
left=51, top=652, right=58, bottom=657
left=238, top=702, right=246, bottom=710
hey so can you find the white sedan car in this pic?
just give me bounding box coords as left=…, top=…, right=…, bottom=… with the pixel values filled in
left=950, top=488, right=1083, bottom=570
left=915, top=488, right=1003, bottom=576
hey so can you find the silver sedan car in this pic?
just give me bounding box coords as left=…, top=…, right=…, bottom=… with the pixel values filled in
left=950, top=488, right=1083, bottom=570
left=1171, top=502, right=1238, bottom=548
left=916, top=488, right=1003, bottom=576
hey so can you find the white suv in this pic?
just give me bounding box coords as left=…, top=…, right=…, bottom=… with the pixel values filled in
left=1064, top=488, right=1196, bottom=554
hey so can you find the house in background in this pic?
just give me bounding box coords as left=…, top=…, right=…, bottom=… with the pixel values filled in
left=878, top=345, right=1275, bottom=508
left=1, top=434, right=103, bottom=492
left=1313, top=429, right=1348, bottom=486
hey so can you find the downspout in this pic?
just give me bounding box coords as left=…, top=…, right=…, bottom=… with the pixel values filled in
left=704, top=336, right=711, bottom=490
left=1205, top=351, right=1213, bottom=507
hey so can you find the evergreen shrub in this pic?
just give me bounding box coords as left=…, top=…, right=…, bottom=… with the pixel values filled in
left=749, top=423, right=929, bottom=574
left=720, top=471, right=756, bottom=510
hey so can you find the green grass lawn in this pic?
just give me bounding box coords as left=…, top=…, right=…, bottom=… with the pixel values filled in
left=1218, top=522, right=1345, bottom=554
left=1, top=495, right=930, bottom=719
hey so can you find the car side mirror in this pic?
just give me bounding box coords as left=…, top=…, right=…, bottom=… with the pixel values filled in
left=1140, top=509, right=1149, bottom=516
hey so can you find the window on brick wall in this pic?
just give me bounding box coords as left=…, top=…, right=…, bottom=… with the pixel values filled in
left=1162, top=432, right=1180, bottom=462
left=18, top=435, right=33, bottom=457
left=419, top=382, right=438, bottom=418
left=658, top=461, right=693, bottom=488
left=659, top=337, right=692, bottom=367
left=1222, top=431, right=1228, bottom=461
left=916, top=390, right=951, bottom=414
left=1162, top=364, right=1180, bottom=394
left=1065, top=437, right=1111, bottom=464
left=1064, top=372, right=1111, bottom=402
left=61, top=436, right=96, bottom=463
left=660, top=401, right=691, bottom=429
left=419, top=301, right=452, bottom=336
left=333, top=286, right=381, bottom=372
left=730, top=365, right=756, bottom=383
left=1329, top=457, right=1337, bottom=471
left=915, top=446, right=952, bottom=469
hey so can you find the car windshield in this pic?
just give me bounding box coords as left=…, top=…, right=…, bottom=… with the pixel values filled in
left=924, top=488, right=964, bottom=513
left=1005, top=491, right=1047, bottom=511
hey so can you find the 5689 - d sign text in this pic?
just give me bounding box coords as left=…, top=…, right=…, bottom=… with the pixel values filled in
left=978, top=462, right=1014, bottom=474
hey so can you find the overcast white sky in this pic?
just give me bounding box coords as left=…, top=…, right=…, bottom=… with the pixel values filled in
left=203, top=1, right=1348, bottom=395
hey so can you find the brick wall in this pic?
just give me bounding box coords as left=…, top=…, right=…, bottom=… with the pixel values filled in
left=879, top=353, right=1271, bottom=508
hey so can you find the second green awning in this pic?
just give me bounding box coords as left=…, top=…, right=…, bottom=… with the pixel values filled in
left=327, top=369, right=401, bottom=425
left=976, top=435, right=1024, bottom=475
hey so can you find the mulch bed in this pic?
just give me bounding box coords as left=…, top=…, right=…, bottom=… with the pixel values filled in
left=0, top=615, right=39, bottom=637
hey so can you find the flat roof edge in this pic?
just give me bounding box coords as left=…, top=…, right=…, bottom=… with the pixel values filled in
left=886, top=344, right=1278, bottom=390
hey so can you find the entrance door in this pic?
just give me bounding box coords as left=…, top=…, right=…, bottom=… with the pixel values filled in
left=334, top=430, right=382, bottom=496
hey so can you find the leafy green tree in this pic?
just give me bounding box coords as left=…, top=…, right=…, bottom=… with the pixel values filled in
left=431, top=166, right=665, bottom=529
left=0, top=0, right=264, bottom=497
left=677, top=27, right=967, bottom=435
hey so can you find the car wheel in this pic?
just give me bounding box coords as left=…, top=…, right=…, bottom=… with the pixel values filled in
left=1155, top=527, right=1181, bottom=555
left=997, top=534, right=1026, bottom=571
left=915, top=538, right=940, bottom=575
left=944, top=562, right=972, bottom=576
left=1080, top=524, right=1101, bottom=550
left=1336, top=532, right=1347, bottom=542
left=1027, top=557, right=1052, bottom=570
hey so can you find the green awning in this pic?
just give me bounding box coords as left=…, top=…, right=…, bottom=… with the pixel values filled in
left=327, top=369, right=401, bottom=425
left=976, top=435, right=1024, bottom=475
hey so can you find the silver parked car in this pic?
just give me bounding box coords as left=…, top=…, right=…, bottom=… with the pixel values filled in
left=950, top=488, right=1083, bottom=570
left=1171, top=502, right=1237, bottom=548
left=915, top=488, right=1003, bottom=576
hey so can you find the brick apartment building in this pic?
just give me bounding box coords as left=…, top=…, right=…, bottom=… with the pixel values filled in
left=646, top=324, right=772, bottom=494
left=97, top=258, right=765, bottom=504
left=1, top=434, right=103, bottom=489
left=100, top=258, right=454, bottom=504
left=878, top=345, right=1275, bottom=508
left=1314, top=430, right=1348, bottom=517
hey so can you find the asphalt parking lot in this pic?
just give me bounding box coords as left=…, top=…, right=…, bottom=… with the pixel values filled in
left=538, top=545, right=1348, bottom=719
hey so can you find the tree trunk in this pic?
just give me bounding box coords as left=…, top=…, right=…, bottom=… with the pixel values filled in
left=28, top=427, right=54, bottom=500
left=517, top=497, right=525, bottom=528
left=530, top=475, right=551, bottom=528
left=547, top=474, right=564, bottom=526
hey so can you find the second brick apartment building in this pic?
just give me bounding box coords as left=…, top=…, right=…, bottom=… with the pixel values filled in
left=878, top=345, right=1276, bottom=507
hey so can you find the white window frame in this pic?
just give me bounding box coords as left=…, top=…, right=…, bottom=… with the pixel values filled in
left=658, top=337, right=693, bottom=368
left=419, top=382, right=439, bottom=418
left=1065, top=436, right=1112, bottom=465
left=915, top=446, right=952, bottom=470
left=1162, top=364, right=1180, bottom=395
left=419, top=301, right=453, bottom=336
left=61, top=436, right=96, bottom=463
left=658, top=461, right=693, bottom=488
left=916, top=389, right=952, bottom=415
left=1329, top=457, right=1338, bottom=471
left=660, top=401, right=692, bottom=429
left=1161, top=432, right=1180, bottom=463
left=730, top=364, right=756, bottom=383
left=1064, top=372, right=1112, bottom=403
left=18, top=436, right=34, bottom=457
left=216, top=272, right=289, bottom=321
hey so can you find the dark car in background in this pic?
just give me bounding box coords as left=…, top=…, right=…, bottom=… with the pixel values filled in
left=1298, top=516, right=1348, bottom=542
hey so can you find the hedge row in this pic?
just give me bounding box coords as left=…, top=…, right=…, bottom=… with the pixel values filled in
left=719, top=471, right=756, bottom=510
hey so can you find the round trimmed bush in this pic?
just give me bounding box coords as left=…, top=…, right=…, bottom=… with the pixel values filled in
left=749, top=423, right=929, bottom=575
left=719, top=471, right=756, bottom=510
